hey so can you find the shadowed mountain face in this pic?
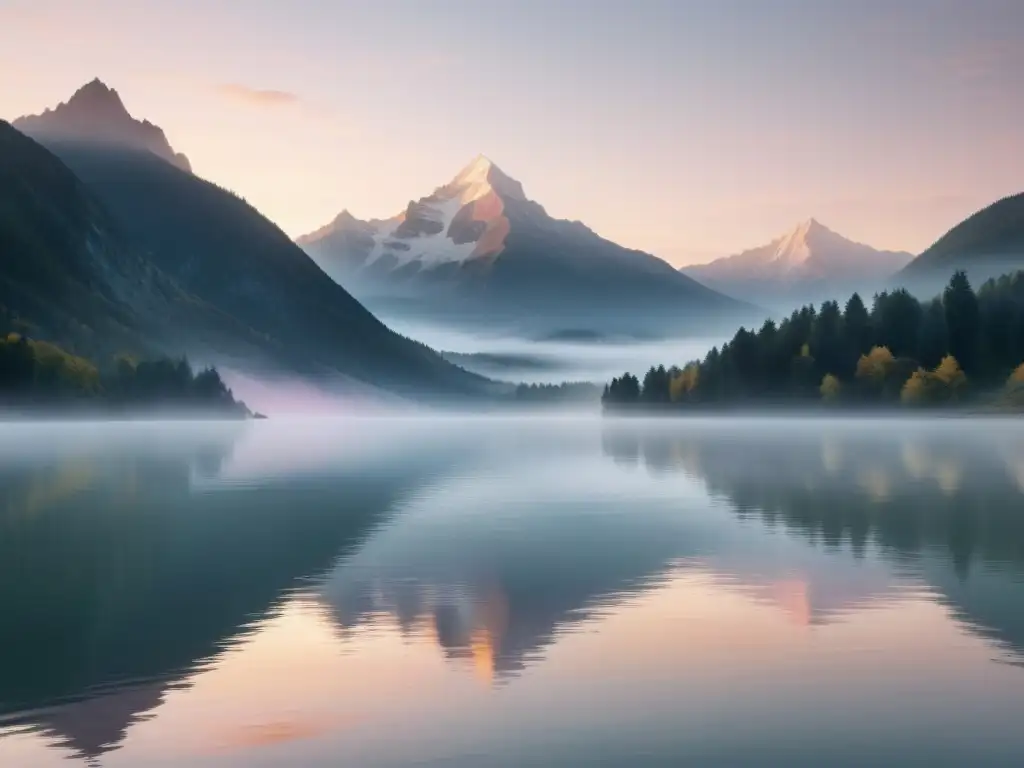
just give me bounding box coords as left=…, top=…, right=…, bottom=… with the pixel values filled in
left=298, top=157, right=756, bottom=338
left=0, top=120, right=238, bottom=360
left=11, top=82, right=490, bottom=400
left=0, top=119, right=307, bottom=367
left=683, top=219, right=913, bottom=307
left=14, top=79, right=190, bottom=172
left=0, top=119, right=151, bottom=352
left=898, top=192, right=1024, bottom=296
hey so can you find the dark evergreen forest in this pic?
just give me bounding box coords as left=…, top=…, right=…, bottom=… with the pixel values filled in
left=604, top=271, right=1024, bottom=410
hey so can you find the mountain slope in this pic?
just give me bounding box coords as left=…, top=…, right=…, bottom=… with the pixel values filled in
left=899, top=193, right=1024, bottom=294
left=13, top=82, right=491, bottom=400
left=0, top=118, right=173, bottom=356
left=299, top=156, right=754, bottom=337
left=682, top=219, right=912, bottom=304
left=0, top=119, right=323, bottom=369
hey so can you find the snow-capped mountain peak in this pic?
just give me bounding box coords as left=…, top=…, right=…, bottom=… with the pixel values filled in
left=302, top=156, right=526, bottom=273
left=441, top=154, right=527, bottom=206
left=770, top=217, right=835, bottom=269
left=297, top=155, right=751, bottom=336
left=453, top=153, right=495, bottom=187
left=682, top=219, right=915, bottom=299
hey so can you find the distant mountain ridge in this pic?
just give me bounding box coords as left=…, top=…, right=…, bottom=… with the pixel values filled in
left=15, top=79, right=191, bottom=172
left=7, top=80, right=493, bottom=402
left=898, top=192, right=1024, bottom=294
left=298, top=157, right=754, bottom=337
left=682, top=219, right=913, bottom=304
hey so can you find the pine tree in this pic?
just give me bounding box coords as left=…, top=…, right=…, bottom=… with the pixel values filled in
left=944, top=271, right=980, bottom=375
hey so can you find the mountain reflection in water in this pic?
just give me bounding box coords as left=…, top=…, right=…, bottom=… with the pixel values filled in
left=0, top=416, right=1023, bottom=767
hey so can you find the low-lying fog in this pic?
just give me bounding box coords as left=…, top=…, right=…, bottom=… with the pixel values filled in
left=384, top=318, right=726, bottom=385
left=219, top=320, right=728, bottom=416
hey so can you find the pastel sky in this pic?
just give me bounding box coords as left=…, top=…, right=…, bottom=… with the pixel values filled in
left=2, top=0, right=1023, bottom=265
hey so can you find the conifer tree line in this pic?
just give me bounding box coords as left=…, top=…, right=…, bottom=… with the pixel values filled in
left=0, top=328, right=250, bottom=416
left=604, top=271, right=1024, bottom=409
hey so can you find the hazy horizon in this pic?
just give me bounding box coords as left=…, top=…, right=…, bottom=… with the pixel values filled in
left=3, top=0, right=1024, bottom=265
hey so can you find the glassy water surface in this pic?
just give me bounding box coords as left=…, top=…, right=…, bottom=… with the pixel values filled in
left=2, top=416, right=1024, bottom=767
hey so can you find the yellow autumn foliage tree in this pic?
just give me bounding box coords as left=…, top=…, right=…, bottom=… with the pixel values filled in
left=669, top=362, right=700, bottom=403
left=855, top=346, right=895, bottom=384
left=1004, top=363, right=1024, bottom=407
left=933, top=355, right=966, bottom=391
left=820, top=374, right=841, bottom=403
left=0, top=335, right=100, bottom=394
left=900, top=369, right=932, bottom=405
left=901, top=355, right=966, bottom=406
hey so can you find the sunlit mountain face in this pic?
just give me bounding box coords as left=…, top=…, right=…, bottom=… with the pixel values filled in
left=682, top=218, right=913, bottom=307
left=2, top=417, right=1024, bottom=767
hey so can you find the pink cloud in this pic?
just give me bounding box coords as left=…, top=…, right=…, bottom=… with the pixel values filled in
left=218, top=83, right=299, bottom=107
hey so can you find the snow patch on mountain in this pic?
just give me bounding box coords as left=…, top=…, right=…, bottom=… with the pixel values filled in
left=367, top=195, right=477, bottom=268
left=309, top=155, right=517, bottom=272
left=770, top=218, right=819, bottom=269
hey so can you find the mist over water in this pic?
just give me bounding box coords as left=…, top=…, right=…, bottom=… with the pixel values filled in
left=213, top=315, right=732, bottom=416
left=1, top=415, right=1024, bottom=766
left=382, top=317, right=726, bottom=385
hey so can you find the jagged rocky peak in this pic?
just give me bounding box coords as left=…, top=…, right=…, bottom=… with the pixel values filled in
left=326, top=209, right=377, bottom=233
left=14, top=78, right=191, bottom=172
left=63, top=77, right=128, bottom=116
left=332, top=209, right=360, bottom=227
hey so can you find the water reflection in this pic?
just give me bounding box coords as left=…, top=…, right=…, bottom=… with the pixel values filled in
left=0, top=420, right=459, bottom=761
left=601, top=418, right=1024, bottom=662
left=1, top=417, right=1024, bottom=766
left=316, top=418, right=1024, bottom=683
left=317, top=458, right=704, bottom=682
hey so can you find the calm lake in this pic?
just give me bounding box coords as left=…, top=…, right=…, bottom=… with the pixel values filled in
left=2, top=415, right=1024, bottom=767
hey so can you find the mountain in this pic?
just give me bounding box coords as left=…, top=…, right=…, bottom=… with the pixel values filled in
left=10, top=82, right=491, bottom=401
left=0, top=118, right=188, bottom=357
left=298, top=156, right=753, bottom=338
left=682, top=219, right=913, bottom=306
left=14, top=79, right=191, bottom=172
left=898, top=193, right=1024, bottom=295
left=0, top=117, right=352, bottom=378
